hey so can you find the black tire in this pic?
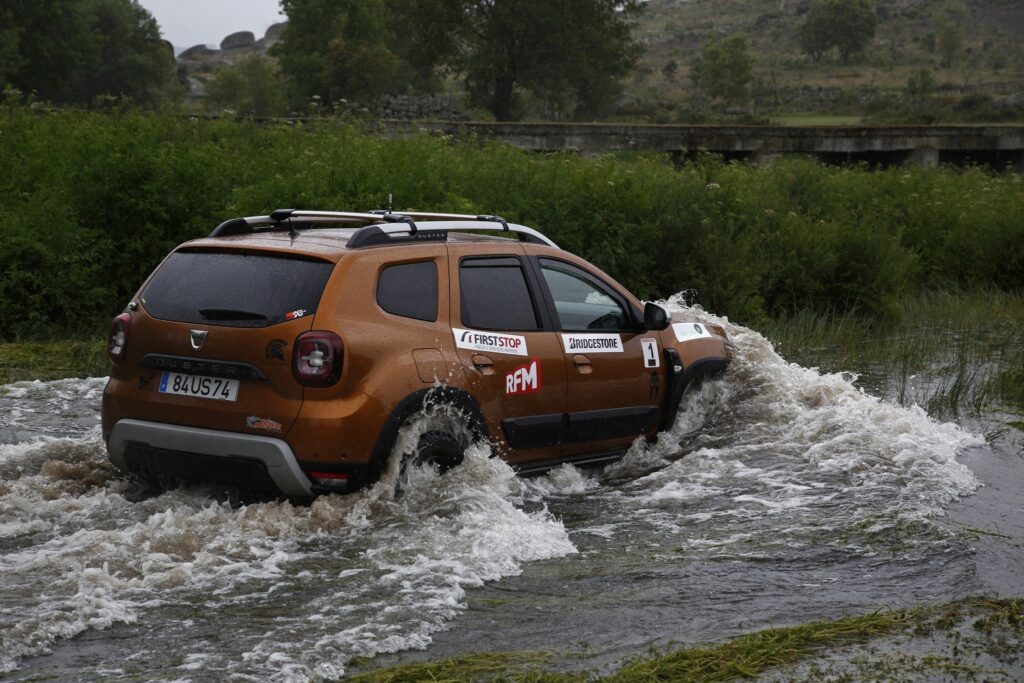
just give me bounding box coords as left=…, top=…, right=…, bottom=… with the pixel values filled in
left=395, top=429, right=465, bottom=495
left=414, top=429, right=465, bottom=472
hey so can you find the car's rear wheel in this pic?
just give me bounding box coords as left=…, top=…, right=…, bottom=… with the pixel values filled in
left=413, top=429, right=465, bottom=472
left=396, top=427, right=467, bottom=495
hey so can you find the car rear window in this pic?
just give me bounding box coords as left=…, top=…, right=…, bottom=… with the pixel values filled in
left=140, top=249, right=335, bottom=327
left=459, top=257, right=540, bottom=331
left=377, top=261, right=438, bottom=322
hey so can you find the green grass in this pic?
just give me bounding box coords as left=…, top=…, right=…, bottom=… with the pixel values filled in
left=2, top=107, right=1023, bottom=340
left=344, top=598, right=1024, bottom=683
left=0, top=339, right=108, bottom=384
left=760, top=290, right=1024, bottom=418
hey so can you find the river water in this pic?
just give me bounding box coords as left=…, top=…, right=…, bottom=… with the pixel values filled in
left=1, top=302, right=1021, bottom=681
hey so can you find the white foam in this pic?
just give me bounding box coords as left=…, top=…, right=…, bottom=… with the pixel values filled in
left=0, top=395, right=576, bottom=678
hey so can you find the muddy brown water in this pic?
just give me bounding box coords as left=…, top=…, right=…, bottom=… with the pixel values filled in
left=2, top=301, right=1022, bottom=681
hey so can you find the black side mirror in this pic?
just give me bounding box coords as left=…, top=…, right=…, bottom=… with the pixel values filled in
left=643, top=302, right=671, bottom=331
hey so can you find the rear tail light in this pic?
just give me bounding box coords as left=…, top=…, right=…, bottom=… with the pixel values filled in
left=107, top=313, right=131, bottom=366
left=292, top=331, right=343, bottom=387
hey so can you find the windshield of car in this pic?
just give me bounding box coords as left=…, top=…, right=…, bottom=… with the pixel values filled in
left=140, top=249, right=335, bottom=328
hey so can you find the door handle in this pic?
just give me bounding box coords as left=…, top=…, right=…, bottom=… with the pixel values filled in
left=572, top=354, right=593, bottom=374
left=471, top=354, right=495, bottom=375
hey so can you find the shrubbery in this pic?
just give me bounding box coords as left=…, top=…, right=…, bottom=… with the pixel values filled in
left=0, top=108, right=1021, bottom=339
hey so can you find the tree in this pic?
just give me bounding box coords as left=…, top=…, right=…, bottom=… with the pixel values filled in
left=206, top=55, right=288, bottom=117
left=692, top=34, right=755, bottom=106
left=933, top=1, right=968, bottom=67
left=459, top=0, right=642, bottom=121
left=277, top=0, right=641, bottom=120
left=906, top=69, right=935, bottom=111
left=3, top=0, right=177, bottom=106
left=276, top=0, right=466, bottom=104
left=797, top=0, right=877, bottom=64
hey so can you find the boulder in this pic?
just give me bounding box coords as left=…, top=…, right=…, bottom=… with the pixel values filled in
left=179, top=44, right=216, bottom=60
left=220, top=31, right=255, bottom=50
left=264, top=22, right=287, bottom=42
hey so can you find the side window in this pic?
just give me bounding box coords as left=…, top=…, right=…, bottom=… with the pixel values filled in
left=377, top=261, right=438, bottom=322
left=460, top=257, right=540, bottom=331
left=540, top=260, right=631, bottom=331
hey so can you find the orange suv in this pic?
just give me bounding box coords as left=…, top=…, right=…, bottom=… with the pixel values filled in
left=102, top=210, right=731, bottom=497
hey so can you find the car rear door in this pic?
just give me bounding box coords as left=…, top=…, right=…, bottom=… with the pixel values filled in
left=447, top=244, right=567, bottom=466
left=532, top=256, right=664, bottom=456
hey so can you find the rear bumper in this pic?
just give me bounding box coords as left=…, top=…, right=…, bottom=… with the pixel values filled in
left=108, top=419, right=314, bottom=497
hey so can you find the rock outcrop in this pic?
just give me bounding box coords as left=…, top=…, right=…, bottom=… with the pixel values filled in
left=220, top=31, right=256, bottom=50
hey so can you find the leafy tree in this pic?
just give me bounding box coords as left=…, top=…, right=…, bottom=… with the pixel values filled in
left=3, top=0, right=177, bottom=106
left=797, top=0, right=877, bottom=64
left=692, top=34, right=755, bottom=106
left=276, top=0, right=466, bottom=104
left=906, top=69, right=935, bottom=111
left=933, top=1, right=968, bottom=67
left=206, top=55, right=288, bottom=117
left=459, top=0, right=642, bottom=121
left=0, top=8, right=22, bottom=85
left=277, top=0, right=641, bottom=121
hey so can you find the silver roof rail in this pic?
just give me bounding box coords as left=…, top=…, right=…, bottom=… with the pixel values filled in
left=208, top=208, right=559, bottom=249
left=346, top=219, right=559, bottom=249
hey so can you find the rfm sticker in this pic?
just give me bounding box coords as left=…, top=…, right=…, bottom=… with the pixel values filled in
left=506, top=357, right=541, bottom=395
left=641, top=338, right=660, bottom=368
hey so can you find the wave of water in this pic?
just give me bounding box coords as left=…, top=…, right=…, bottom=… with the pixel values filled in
left=0, top=299, right=984, bottom=679
left=0, top=388, right=575, bottom=679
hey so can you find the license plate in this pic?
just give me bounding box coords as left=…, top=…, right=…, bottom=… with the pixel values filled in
left=158, top=372, right=239, bottom=401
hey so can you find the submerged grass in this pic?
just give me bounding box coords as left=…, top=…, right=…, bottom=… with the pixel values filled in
left=605, top=611, right=914, bottom=683
left=0, top=339, right=108, bottom=385
left=344, top=599, right=1024, bottom=682
left=761, top=289, right=1024, bottom=418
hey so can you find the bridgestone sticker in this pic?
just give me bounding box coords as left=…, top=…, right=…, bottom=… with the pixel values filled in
left=641, top=338, right=660, bottom=368
left=561, top=333, right=624, bottom=354
left=673, top=322, right=714, bottom=343
left=452, top=328, right=528, bottom=357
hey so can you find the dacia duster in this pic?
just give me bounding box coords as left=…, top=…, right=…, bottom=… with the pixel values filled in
left=102, top=210, right=731, bottom=497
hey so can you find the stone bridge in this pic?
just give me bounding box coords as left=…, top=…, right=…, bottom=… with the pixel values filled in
left=376, top=121, right=1024, bottom=169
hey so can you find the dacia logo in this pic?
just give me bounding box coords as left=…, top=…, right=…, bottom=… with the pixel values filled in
left=189, top=329, right=208, bottom=350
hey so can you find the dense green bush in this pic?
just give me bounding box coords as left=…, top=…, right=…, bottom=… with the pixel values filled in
left=0, top=108, right=1021, bottom=339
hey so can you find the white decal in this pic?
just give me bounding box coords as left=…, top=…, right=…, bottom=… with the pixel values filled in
left=505, top=357, right=541, bottom=395
left=561, top=333, right=623, bottom=354
left=641, top=338, right=660, bottom=368
left=452, top=327, right=528, bottom=357
left=673, top=322, right=714, bottom=343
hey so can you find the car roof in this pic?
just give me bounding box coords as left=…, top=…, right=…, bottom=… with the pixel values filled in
left=180, top=222, right=538, bottom=263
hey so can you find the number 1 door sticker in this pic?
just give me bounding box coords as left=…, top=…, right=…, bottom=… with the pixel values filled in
left=641, top=338, right=660, bottom=368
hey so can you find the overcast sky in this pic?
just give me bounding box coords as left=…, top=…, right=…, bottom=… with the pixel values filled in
left=138, top=0, right=286, bottom=51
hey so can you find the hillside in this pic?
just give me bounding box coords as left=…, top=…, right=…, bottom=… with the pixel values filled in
left=625, top=0, right=1024, bottom=121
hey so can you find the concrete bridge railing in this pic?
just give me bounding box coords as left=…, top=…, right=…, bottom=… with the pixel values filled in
left=375, top=121, right=1024, bottom=169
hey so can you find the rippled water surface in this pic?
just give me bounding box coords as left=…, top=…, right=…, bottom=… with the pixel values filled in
left=2, top=303, right=1021, bottom=681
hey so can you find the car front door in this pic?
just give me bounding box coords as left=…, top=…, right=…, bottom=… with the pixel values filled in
left=534, top=257, right=663, bottom=457
left=448, top=246, right=568, bottom=466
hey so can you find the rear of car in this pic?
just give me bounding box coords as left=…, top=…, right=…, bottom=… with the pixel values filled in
left=102, top=245, right=342, bottom=497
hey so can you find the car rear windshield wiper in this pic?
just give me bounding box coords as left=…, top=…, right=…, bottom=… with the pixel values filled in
left=198, top=308, right=268, bottom=321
